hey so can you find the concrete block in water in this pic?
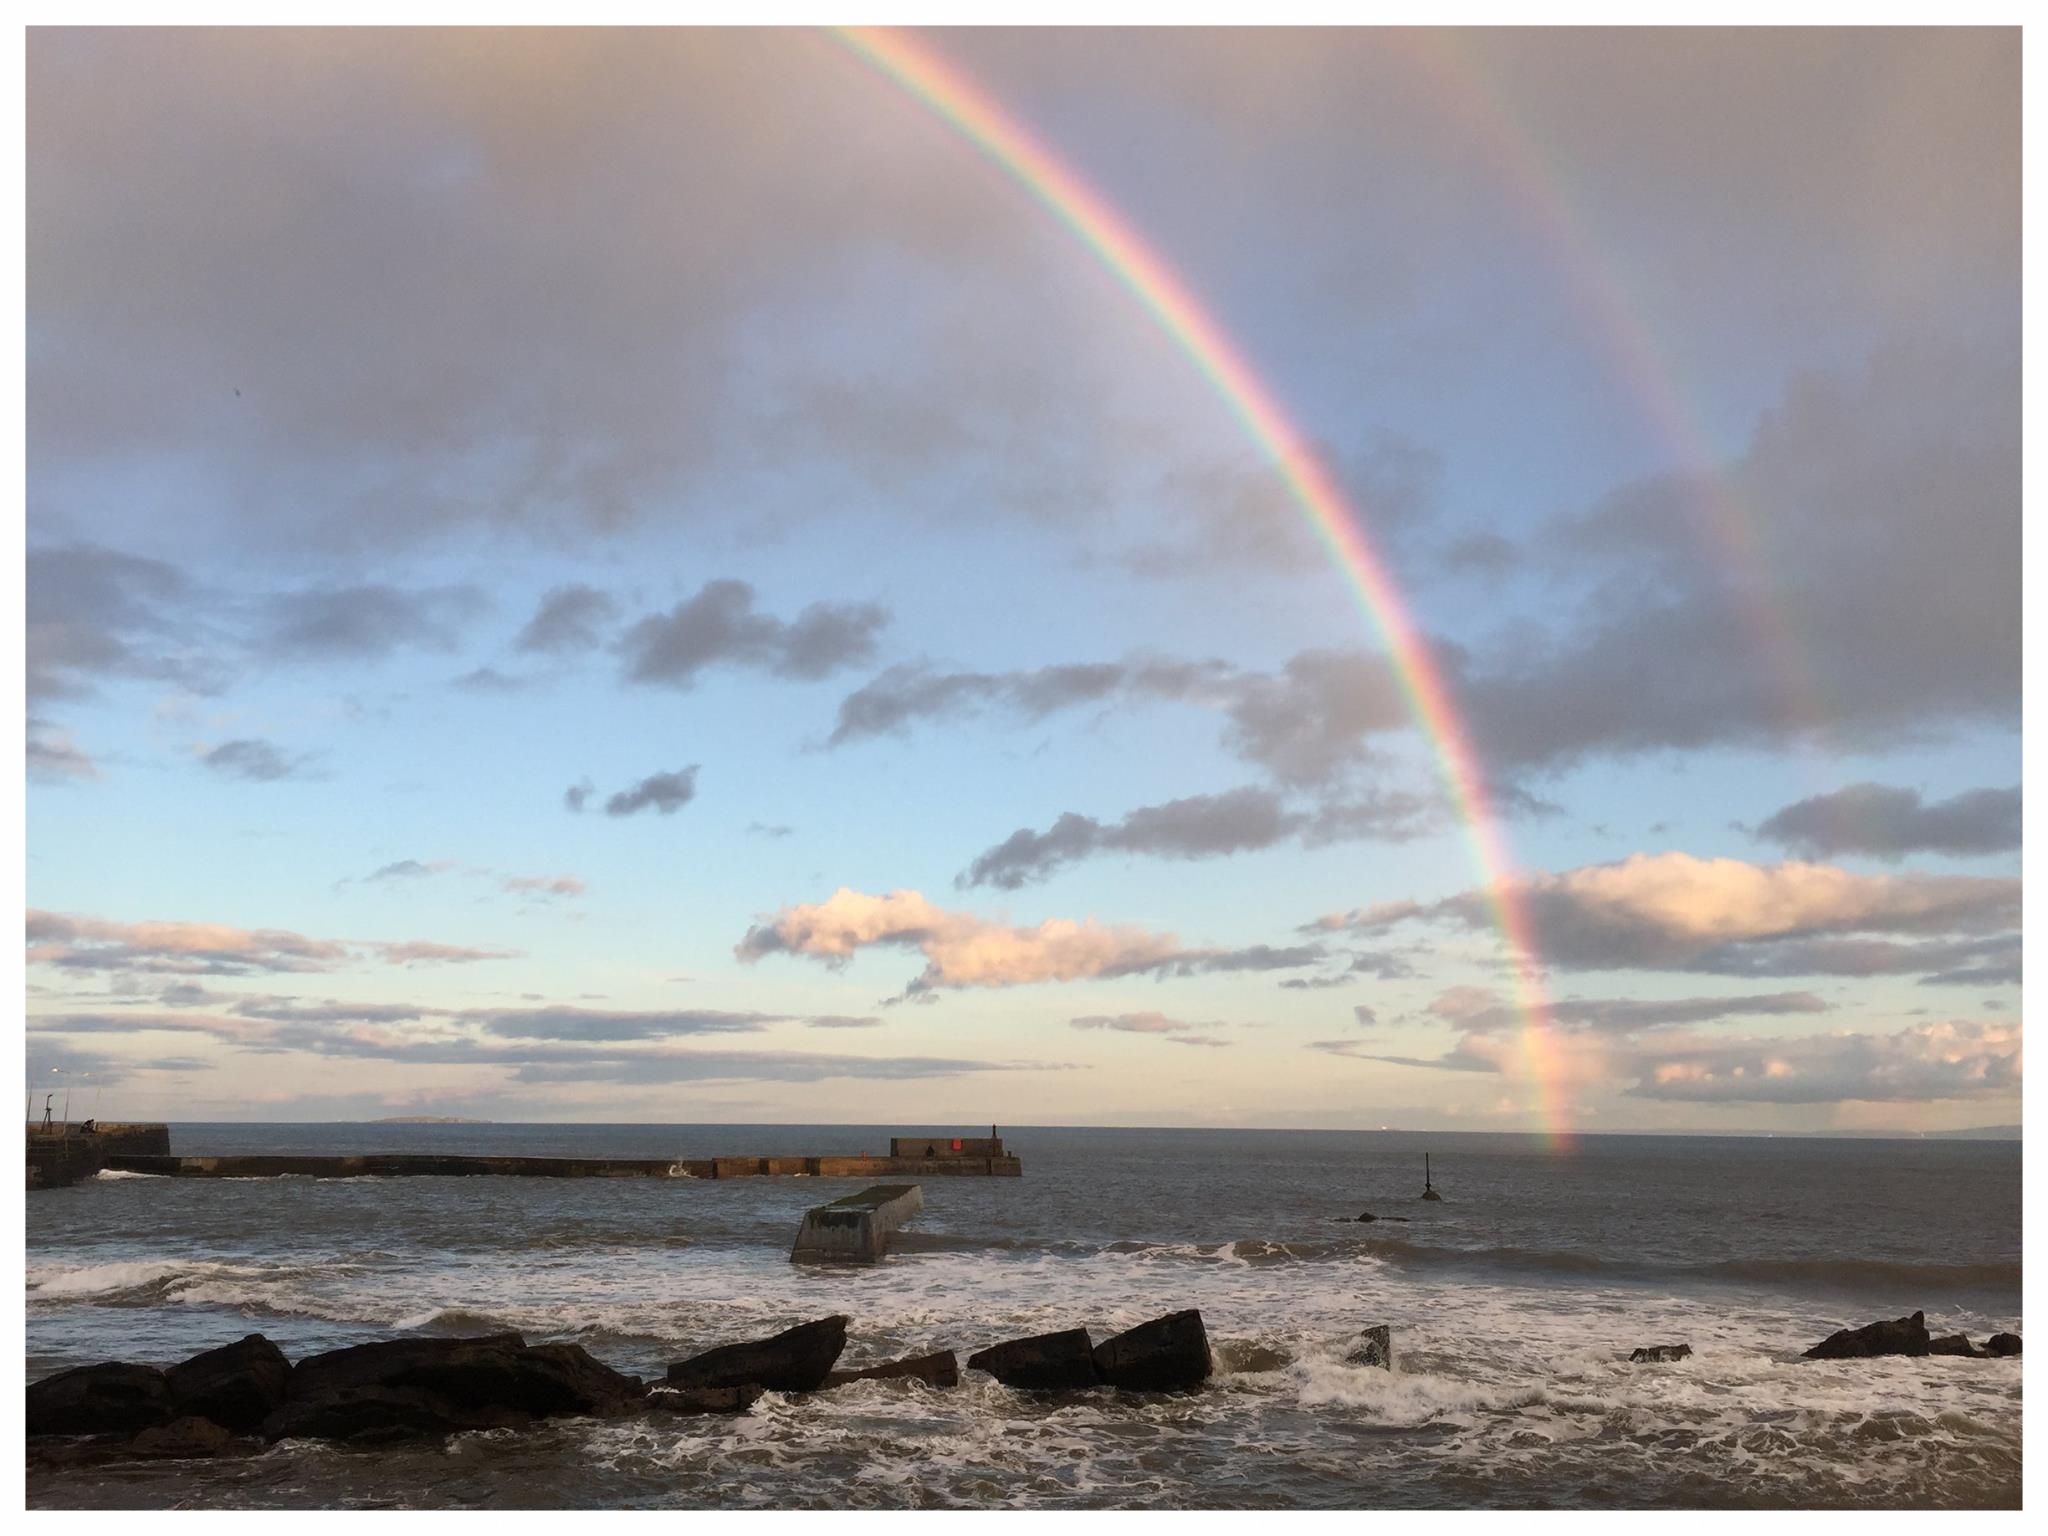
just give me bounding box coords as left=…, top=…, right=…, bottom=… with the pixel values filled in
left=789, top=1183, right=924, bottom=1264
left=1093, top=1310, right=1211, bottom=1391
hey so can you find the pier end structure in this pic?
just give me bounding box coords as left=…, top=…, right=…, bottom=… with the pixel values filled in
left=25, top=1123, right=171, bottom=1189
left=790, top=1184, right=925, bottom=1264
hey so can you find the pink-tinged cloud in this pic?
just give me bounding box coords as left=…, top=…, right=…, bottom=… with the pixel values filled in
left=735, top=888, right=1187, bottom=995
left=1311, top=852, right=2019, bottom=973
left=25, top=909, right=518, bottom=975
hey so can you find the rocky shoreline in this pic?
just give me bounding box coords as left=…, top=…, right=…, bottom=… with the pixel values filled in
left=26, top=1307, right=2020, bottom=1471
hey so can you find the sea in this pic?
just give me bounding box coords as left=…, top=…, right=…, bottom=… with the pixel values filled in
left=24, top=1123, right=2023, bottom=1510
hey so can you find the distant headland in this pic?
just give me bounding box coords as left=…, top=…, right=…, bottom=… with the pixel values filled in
left=369, top=1117, right=492, bottom=1125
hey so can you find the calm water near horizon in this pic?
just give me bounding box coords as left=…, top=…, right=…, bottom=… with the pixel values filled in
left=26, top=1123, right=2023, bottom=1509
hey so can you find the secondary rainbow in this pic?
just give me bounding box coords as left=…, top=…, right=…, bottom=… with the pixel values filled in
left=832, top=26, right=1570, bottom=1138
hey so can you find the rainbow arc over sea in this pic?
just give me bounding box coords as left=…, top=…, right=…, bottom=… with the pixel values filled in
left=833, top=26, right=1569, bottom=1139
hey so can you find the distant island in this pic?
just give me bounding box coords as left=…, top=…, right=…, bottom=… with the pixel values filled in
left=370, top=1116, right=491, bottom=1125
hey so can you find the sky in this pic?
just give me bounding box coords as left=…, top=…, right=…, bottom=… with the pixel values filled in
left=22, top=26, right=2021, bottom=1134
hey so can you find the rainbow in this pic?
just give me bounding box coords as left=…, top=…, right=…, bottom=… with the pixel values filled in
left=1395, top=31, right=1830, bottom=752
left=832, top=26, right=1572, bottom=1140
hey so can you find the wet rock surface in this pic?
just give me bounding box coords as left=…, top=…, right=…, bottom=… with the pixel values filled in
left=1630, top=1344, right=1693, bottom=1363
left=1803, top=1311, right=1932, bottom=1360
left=666, top=1315, right=849, bottom=1393
left=968, top=1328, right=1102, bottom=1391
left=27, top=1361, right=174, bottom=1437
left=1093, top=1311, right=1212, bottom=1391
left=1345, top=1325, right=1394, bottom=1370
left=823, top=1350, right=959, bottom=1389
left=164, top=1333, right=291, bottom=1432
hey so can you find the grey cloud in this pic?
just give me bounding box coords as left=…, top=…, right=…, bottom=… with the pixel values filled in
left=201, top=737, right=309, bottom=782
left=618, top=580, right=887, bottom=689
left=453, top=666, right=533, bottom=693
left=805, top=1015, right=883, bottom=1029
left=1122, top=429, right=1440, bottom=578
left=1422, top=987, right=1831, bottom=1036
left=479, top=1006, right=779, bottom=1042
left=516, top=584, right=620, bottom=653
left=367, top=859, right=449, bottom=882
left=564, top=779, right=594, bottom=813
left=1461, top=347, right=2017, bottom=776
left=25, top=544, right=214, bottom=703
left=604, top=766, right=699, bottom=817
left=747, top=822, right=794, bottom=839
left=27, top=719, right=98, bottom=783
left=266, top=584, right=486, bottom=661
left=1753, top=783, right=2021, bottom=861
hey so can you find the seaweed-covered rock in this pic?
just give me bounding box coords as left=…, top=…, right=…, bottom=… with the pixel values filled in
left=1802, top=1311, right=1931, bottom=1360
left=166, top=1334, right=291, bottom=1431
left=1093, top=1311, right=1212, bottom=1391
left=666, top=1316, right=849, bottom=1393
left=27, top=1361, right=172, bottom=1437
left=967, top=1328, right=1100, bottom=1391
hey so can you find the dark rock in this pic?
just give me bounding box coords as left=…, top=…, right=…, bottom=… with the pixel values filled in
left=1345, top=1325, right=1393, bottom=1370
left=128, top=1416, right=249, bottom=1459
left=267, top=1333, right=643, bottom=1442
left=823, top=1350, right=959, bottom=1389
left=1093, top=1310, right=1212, bottom=1391
left=666, top=1315, right=849, bottom=1393
left=166, top=1333, right=291, bottom=1432
left=1802, top=1310, right=1931, bottom=1360
left=1355, top=1211, right=1378, bottom=1223
left=1930, top=1334, right=1989, bottom=1359
left=967, top=1328, right=1101, bottom=1391
left=1215, top=1341, right=1290, bottom=1374
left=1986, top=1332, right=2022, bottom=1357
left=27, top=1361, right=173, bottom=1437
left=1629, top=1344, right=1693, bottom=1363
left=645, top=1384, right=762, bottom=1415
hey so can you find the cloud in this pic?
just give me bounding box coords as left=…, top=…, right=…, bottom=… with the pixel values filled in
left=618, top=580, right=887, bottom=689
left=735, top=887, right=1310, bottom=997
left=501, top=874, right=586, bottom=899
left=603, top=767, right=699, bottom=817
left=453, top=665, right=533, bottom=693
left=374, top=941, right=518, bottom=966
left=747, top=822, right=794, bottom=839
left=1070, top=1012, right=1236, bottom=1047
left=200, top=737, right=309, bottom=782
left=516, top=584, right=620, bottom=654
left=1753, top=783, right=2021, bottom=861
left=959, top=785, right=1433, bottom=889
left=1318, top=852, right=2020, bottom=978
left=1457, top=346, right=2017, bottom=777
left=1623, top=1020, right=2022, bottom=1104
left=366, top=859, right=451, bottom=882
left=1119, top=429, right=1441, bottom=578
left=25, top=910, right=516, bottom=975
left=25, top=544, right=217, bottom=703
left=1422, top=985, right=1831, bottom=1035
left=27, top=719, right=99, bottom=783
left=564, top=779, right=594, bottom=813
left=804, top=1015, right=883, bottom=1029
left=826, top=651, right=1411, bottom=789
left=265, top=584, right=486, bottom=661
left=477, top=1007, right=780, bottom=1042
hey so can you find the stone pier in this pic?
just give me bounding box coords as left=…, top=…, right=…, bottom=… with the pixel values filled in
left=790, top=1184, right=925, bottom=1264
